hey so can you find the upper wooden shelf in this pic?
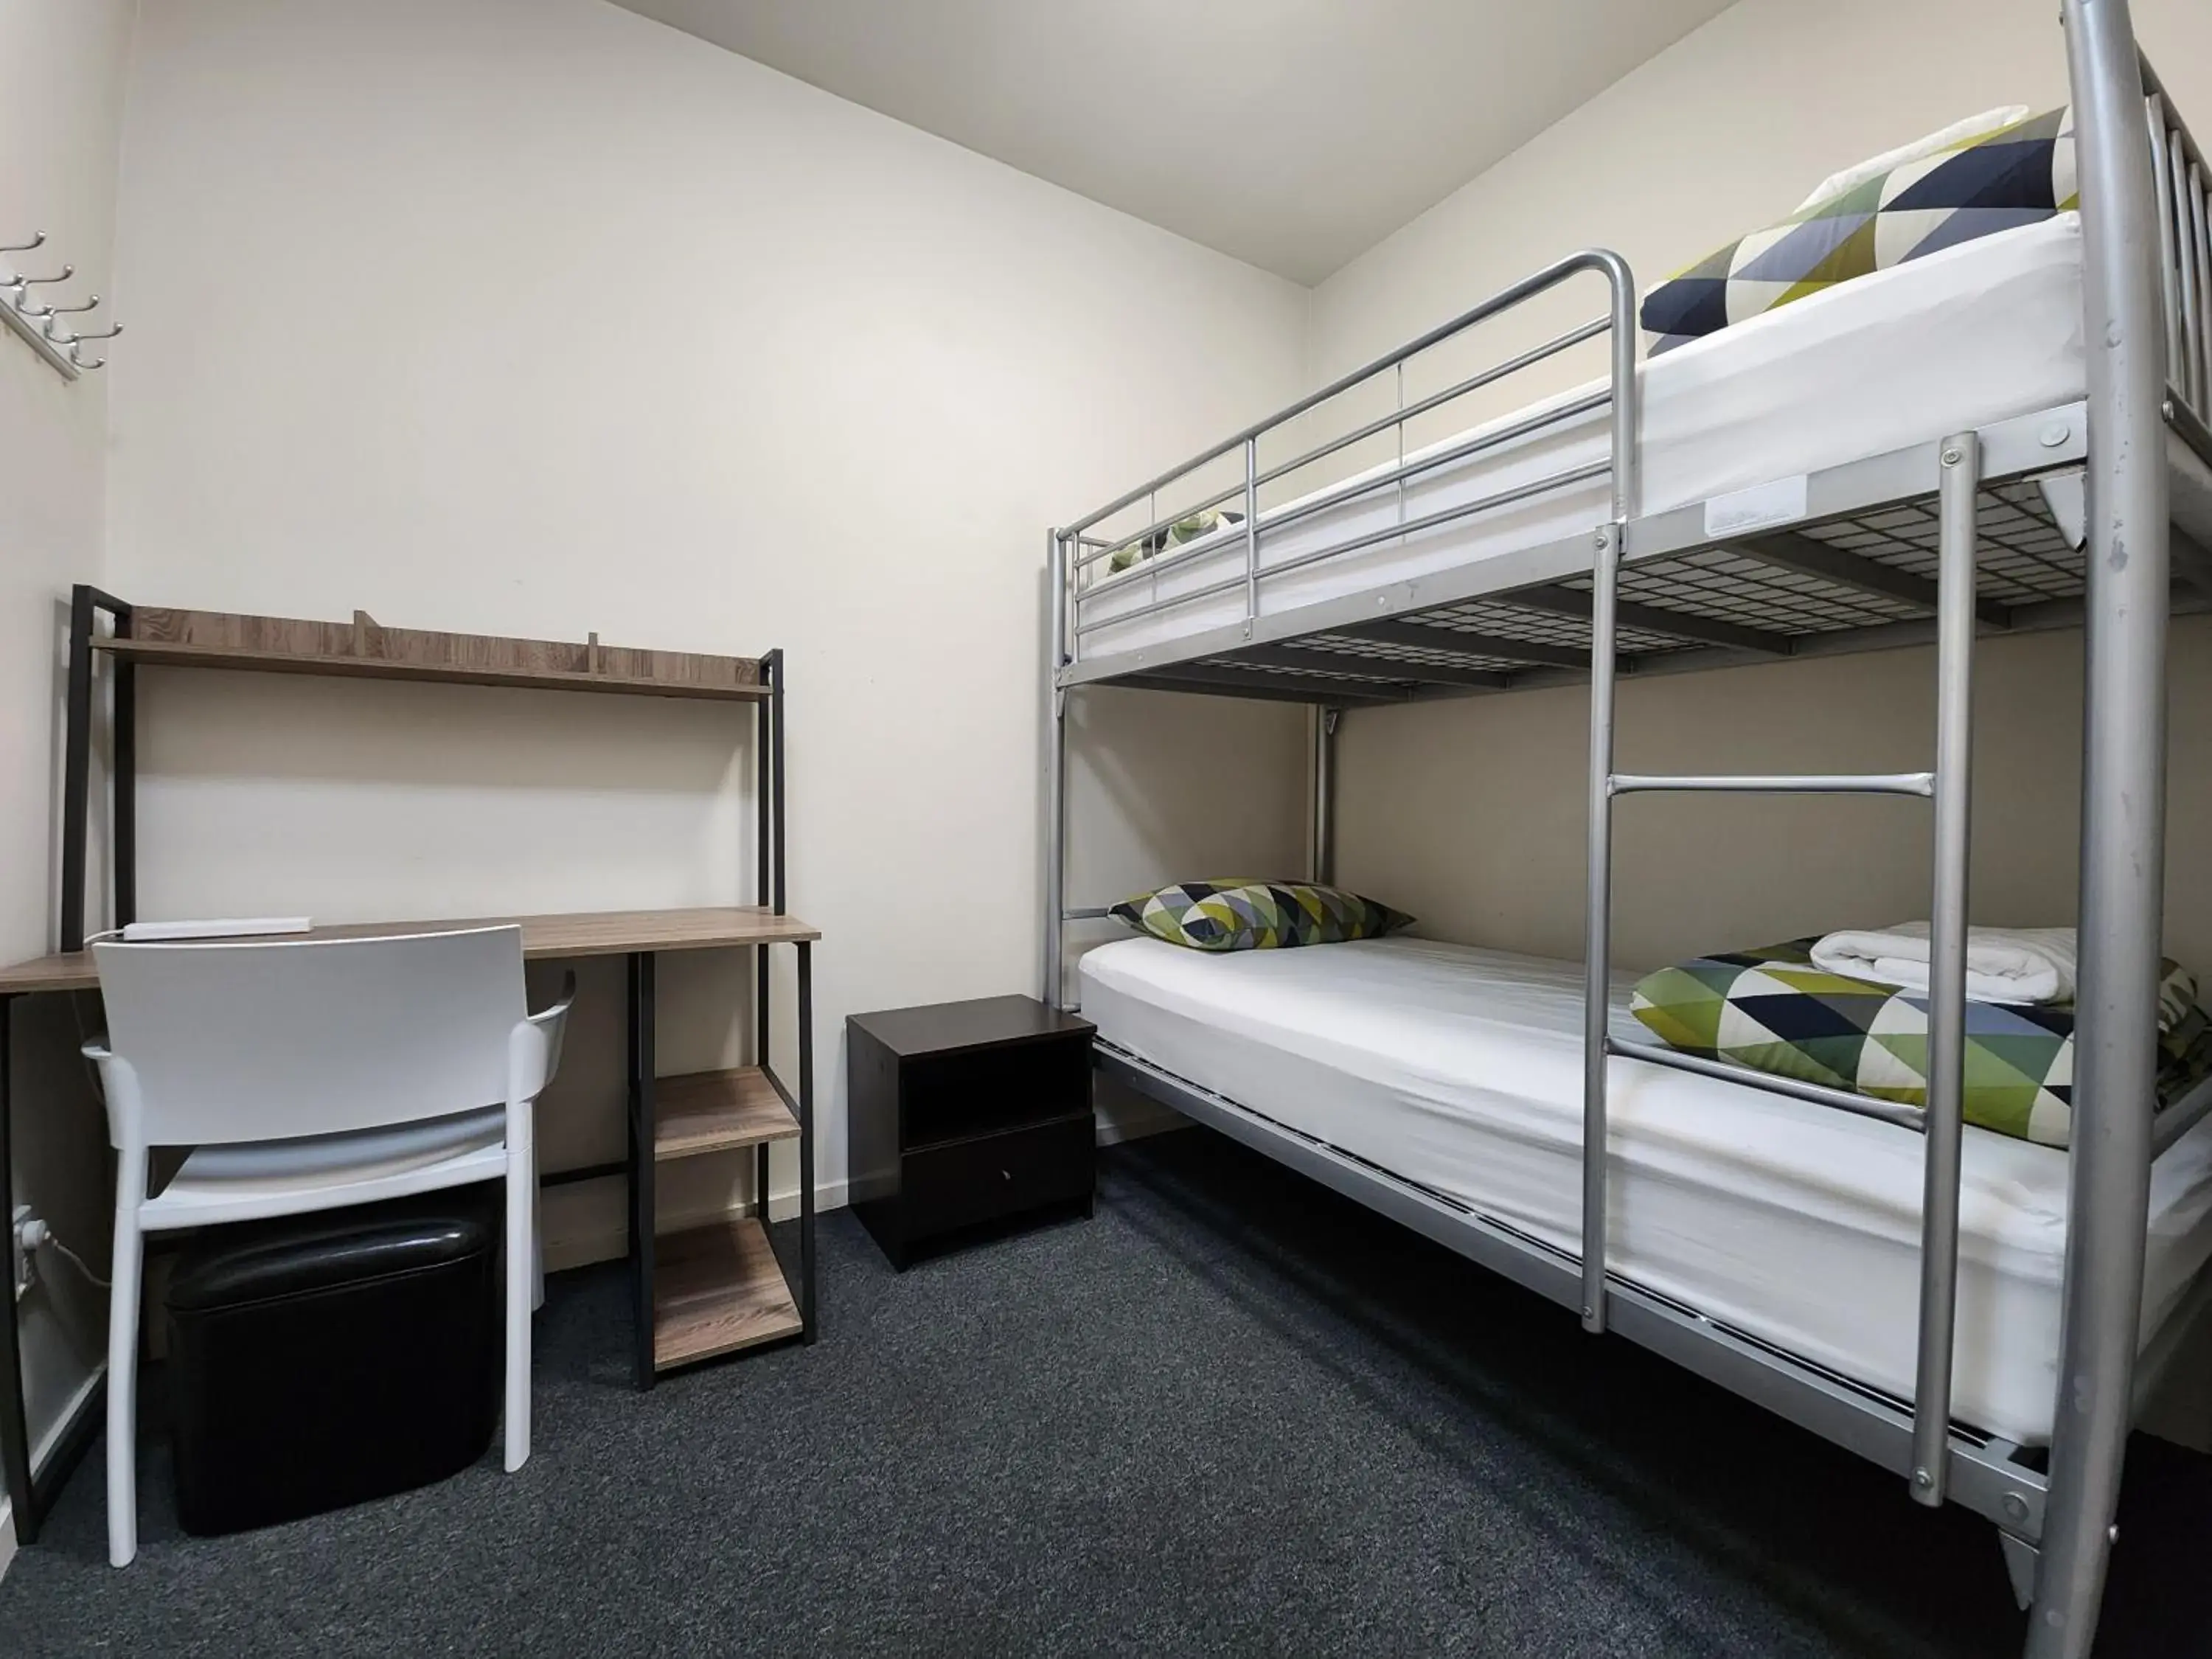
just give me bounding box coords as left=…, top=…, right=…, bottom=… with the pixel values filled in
left=0, top=905, right=819, bottom=997
left=97, top=606, right=768, bottom=703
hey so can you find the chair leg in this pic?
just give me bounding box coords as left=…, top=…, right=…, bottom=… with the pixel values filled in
left=503, top=1107, right=533, bottom=1472
left=529, top=1148, right=545, bottom=1315
left=105, top=1172, right=145, bottom=1568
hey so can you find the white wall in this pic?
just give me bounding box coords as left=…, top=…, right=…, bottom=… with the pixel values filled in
left=1308, top=0, right=2212, bottom=975
left=105, top=0, right=1314, bottom=1257
left=0, top=0, right=136, bottom=1548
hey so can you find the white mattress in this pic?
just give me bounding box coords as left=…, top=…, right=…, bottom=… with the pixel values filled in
left=1078, top=213, right=2089, bottom=662
left=1079, top=933, right=2212, bottom=1444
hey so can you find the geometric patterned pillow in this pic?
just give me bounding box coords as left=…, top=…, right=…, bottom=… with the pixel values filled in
left=1108, top=880, right=1413, bottom=953
left=1106, top=507, right=1247, bottom=576
left=1630, top=939, right=2212, bottom=1149
left=1641, top=106, right=2078, bottom=354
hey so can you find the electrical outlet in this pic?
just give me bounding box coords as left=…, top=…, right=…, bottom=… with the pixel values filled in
left=11, top=1206, right=39, bottom=1300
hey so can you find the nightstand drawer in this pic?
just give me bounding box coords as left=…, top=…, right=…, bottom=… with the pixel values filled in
left=901, top=1115, right=1093, bottom=1239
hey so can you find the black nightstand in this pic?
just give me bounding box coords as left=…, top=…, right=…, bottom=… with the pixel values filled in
left=846, top=995, right=1095, bottom=1268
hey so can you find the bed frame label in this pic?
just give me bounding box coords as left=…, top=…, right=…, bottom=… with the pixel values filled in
left=1704, top=474, right=1809, bottom=539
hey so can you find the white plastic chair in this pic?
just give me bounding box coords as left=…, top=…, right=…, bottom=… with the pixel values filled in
left=82, top=925, right=573, bottom=1568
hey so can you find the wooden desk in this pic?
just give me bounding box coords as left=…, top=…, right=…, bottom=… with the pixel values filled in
left=0, top=905, right=820, bottom=996
left=0, top=904, right=821, bottom=1542
left=4, top=588, right=804, bottom=1551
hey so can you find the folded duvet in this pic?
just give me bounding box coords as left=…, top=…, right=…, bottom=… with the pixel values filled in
left=1810, top=922, right=2077, bottom=1005
left=1630, top=939, right=2212, bottom=1147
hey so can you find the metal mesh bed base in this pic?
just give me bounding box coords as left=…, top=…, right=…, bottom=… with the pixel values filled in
left=1144, top=479, right=2108, bottom=706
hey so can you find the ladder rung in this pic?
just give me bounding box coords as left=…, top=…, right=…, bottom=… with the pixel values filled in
left=1609, top=771, right=1934, bottom=797
left=1606, top=1037, right=1927, bottom=1131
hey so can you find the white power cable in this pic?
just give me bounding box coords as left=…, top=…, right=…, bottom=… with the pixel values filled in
left=15, top=1217, right=111, bottom=1291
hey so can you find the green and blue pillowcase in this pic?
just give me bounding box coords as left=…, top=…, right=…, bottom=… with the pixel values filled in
left=1641, top=106, right=2078, bottom=353
left=1110, top=880, right=1412, bottom=953
left=1630, top=938, right=2212, bottom=1149
left=1107, top=508, right=1245, bottom=575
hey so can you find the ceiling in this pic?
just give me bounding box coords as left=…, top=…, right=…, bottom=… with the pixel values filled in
left=611, top=0, right=1738, bottom=285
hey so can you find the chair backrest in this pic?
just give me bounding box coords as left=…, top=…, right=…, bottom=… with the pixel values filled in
left=92, top=926, right=526, bottom=1147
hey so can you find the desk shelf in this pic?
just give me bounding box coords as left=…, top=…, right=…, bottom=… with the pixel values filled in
left=97, top=606, right=767, bottom=702
left=654, top=1067, right=799, bottom=1161
left=653, top=1217, right=804, bottom=1370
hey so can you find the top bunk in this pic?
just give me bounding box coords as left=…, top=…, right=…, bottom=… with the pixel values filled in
left=1049, top=78, right=2212, bottom=709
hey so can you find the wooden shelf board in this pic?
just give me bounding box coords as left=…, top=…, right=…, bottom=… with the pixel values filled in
left=94, top=605, right=766, bottom=703
left=0, top=905, right=820, bottom=997
left=99, top=636, right=768, bottom=701
left=655, top=1066, right=799, bottom=1161
left=653, top=1217, right=802, bottom=1371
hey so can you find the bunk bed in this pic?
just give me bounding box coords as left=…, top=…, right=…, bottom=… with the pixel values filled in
left=1040, top=6, right=2212, bottom=1657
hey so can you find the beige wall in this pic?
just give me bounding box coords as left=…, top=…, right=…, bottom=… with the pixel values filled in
left=1311, top=0, right=2212, bottom=386
left=105, top=0, right=1312, bottom=1257
left=1338, top=619, right=2212, bottom=973
left=0, top=0, right=136, bottom=1537
left=1310, top=0, right=2212, bottom=975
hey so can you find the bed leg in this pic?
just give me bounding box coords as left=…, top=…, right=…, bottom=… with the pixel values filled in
left=2032, top=1, right=2173, bottom=1655
left=1043, top=528, right=1069, bottom=1010
left=2001, top=1531, right=2040, bottom=1613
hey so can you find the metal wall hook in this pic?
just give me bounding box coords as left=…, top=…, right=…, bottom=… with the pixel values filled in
left=0, top=237, right=119, bottom=380
left=10, top=264, right=75, bottom=316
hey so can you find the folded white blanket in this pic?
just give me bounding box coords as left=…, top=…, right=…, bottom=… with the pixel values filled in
left=1809, top=922, right=2076, bottom=1005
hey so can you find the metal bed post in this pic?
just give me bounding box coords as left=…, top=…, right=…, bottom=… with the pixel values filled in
left=1311, top=708, right=1338, bottom=886
left=1910, top=431, right=1978, bottom=1507
left=1043, top=530, right=1069, bottom=1009
left=1243, top=440, right=1260, bottom=638
left=2031, top=3, right=2174, bottom=1652
left=1579, top=249, right=1641, bottom=1338
left=1581, top=520, right=1619, bottom=1336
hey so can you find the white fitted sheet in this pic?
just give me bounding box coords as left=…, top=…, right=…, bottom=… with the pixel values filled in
left=1079, top=933, right=2212, bottom=1444
left=1078, top=213, right=2088, bottom=663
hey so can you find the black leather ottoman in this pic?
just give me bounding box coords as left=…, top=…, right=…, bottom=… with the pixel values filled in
left=163, top=1194, right=500, bottom=1536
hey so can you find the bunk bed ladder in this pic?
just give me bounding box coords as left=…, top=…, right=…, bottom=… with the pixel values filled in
left=1581, top=434, right=1983, bottom=1514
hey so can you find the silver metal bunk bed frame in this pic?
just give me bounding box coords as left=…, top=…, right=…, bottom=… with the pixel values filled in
left=1042, top=4, right=2212, bottom=1654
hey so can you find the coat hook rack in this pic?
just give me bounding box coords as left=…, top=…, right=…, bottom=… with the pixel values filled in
left=1, top=233, right=119, bottom=382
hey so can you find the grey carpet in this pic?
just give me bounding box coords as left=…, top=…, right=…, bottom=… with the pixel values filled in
left=3, top=1129, right=2207, bottom=1658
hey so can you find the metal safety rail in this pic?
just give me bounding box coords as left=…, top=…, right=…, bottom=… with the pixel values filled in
left=1045, top=248, right=1638, bottom=1000
left=2149, top=60, right=2212, bottom=462
left=1043, top=7, right=2199, bottom=1655
left=1048, top=248, right=1638, bottom=696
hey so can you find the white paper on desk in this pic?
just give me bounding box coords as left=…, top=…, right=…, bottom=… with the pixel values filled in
left=119, top=917, right=313, bottom=942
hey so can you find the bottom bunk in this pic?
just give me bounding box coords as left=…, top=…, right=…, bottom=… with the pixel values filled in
left=1079, top=934, right=2212, bottom=1447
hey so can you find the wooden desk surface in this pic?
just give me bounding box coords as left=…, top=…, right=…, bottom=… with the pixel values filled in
left=0, top=906, right=820, bottom=997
